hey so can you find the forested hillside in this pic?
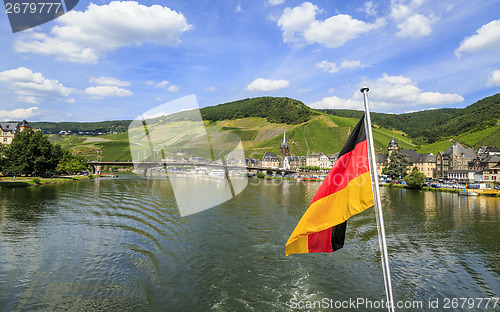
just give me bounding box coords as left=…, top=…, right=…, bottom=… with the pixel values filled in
left=28, top=93, right=500, bottom=160
left=200, top=97, right=316, bottom=124
left=31, top=120, right=132, bottom=134
left=324, top=93, right=500, bottom=144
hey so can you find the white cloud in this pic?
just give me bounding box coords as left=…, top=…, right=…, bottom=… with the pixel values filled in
left=309, top=73, right=463, bottom=111
left=304, top=15, right=385, bottom=48
left=0, top=107, right=39, bottom=120
left=266, top=12, right=279, bottom=22
left=14, top=1, right=192, bottom=63
left=168, top=85, right=180, bottom=92
left=278, top=2, right=318, bottom=45
left=363, top=74, right=463, bottom=107
left=340, top=60, right=363, bottom=69
left=390, top=0, right=437, bottom=39
left=235, top=2, right=243, bottom=13
left=90, top=76, right=130, bottom=87
left=268, top=0, right=285, bottom=5
left=363, top=1, right=377, bottom=17
left=155, top=80, right=169, bottom=88
left=315, top=59, right=364, bottom=73
left=146, top=80, right=154, bottom=85
left=246, top=78, right=289, bottom=91
left=315, top=60, right=338, bottom=73
left=396, top=14, right=434, bottom=38
left=84, top=86, right=133, bottom=98
left=0, top=67, right=44, bottom=83
left=151, top=80, right=178, bottom=91
left=297, top=88, right=311, bottom=94
left=0, top=67, right=73, bottom=103
left=278, top=2, right=385, bottom=48
left=390, top=2, right=412, bottom=21
left=17, top=96, right=38, bottom=104
left=456, top=19, right=500, bottom=57
left=205, top=86, right=217, bottom=92
left=487, top=70, right=500, bottom=87
left=309, top=96, right=360, bottom=109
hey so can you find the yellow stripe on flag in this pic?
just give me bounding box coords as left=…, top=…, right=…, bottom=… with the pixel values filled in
left=285, top=171, right=374, bottom=256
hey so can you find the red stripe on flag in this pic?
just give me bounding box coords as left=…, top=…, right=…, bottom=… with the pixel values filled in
left=311, top=140, right=369, bottom=205
left=307, top=227, right=333, bottom=253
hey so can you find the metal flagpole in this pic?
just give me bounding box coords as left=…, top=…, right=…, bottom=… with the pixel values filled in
left=360, top=87, right=395, bottom=312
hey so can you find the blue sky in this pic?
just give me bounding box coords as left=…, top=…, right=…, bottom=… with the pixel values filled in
left=0, top=0, right=499, bottom=121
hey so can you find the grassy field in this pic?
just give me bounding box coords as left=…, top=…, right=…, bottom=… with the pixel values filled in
left=417, top=140, right=453, bottom=154
left=0, top=175, right=92, bottom=188
left=49, top=113, right=421, bottom=161
left=416, top=124, right=500, bottom=154
left=237, top=113, right=414, bottom=158
left=456, top=125, right=500, bottom=148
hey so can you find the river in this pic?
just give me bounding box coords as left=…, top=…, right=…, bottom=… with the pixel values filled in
left=1, top=175, right=499, bottom=311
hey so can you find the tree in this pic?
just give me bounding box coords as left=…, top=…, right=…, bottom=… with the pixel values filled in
left=3, top=130, right=63, bottom=176
left=0, top=144, right=7, bottom=172
left=256, top=171, right=267, bottom=178
left=56, top=151, right=89, bottom=173
left=382, top=149, right=410, bottom=180
left=404, top=167, right=426, bottom=189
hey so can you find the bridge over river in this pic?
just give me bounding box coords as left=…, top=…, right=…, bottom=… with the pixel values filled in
left=87, top=161, right=299, bottom=176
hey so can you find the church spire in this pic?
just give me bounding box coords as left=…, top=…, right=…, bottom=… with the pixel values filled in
left=280, top=131, right=289, bottom=149
left=279, top=130, right=290, bottom=158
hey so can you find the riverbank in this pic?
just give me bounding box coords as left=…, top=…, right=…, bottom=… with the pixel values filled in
left=381, top=183, right=500, bottom=197
left=0, top=175, right=93, bottom=188
left=253, top=176, right=500, bottom=197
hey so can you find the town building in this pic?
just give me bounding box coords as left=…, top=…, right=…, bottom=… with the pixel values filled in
left=298, top=156, right=307, bottom=168
left=285, top=156, right=301, bottom=171
left=388, top=138, right=398, bottom=157
left=477, top=146, right=500, bottom=158
left=483, top=163, right=500, bottom=182
left=376, top=154, right=388, bottom=176
left=473, top=155, right=500, bottom=182
left=447, top=170, right=476, bottom=182
left=278, top=132, right=290, bottom=158
left=262, top=152, right=279, bottom=169
left=246, top=158, right=260, bottom=168
left=436, top=141, right=476, bottom=178
left=377, top=138, right=436, bottom=178
left=319, top=154, right=331, bottom=169
left=412, top=153, right=437, bottom=178
left=19, top=120, right=32, bottom=131
left=328, top=153, right=339, bottom=166
left=306, top=153, right=322, bottom=167
left=0, top=120, right=33, bottom=145
left=279, top=131, right=290, bottom=168
left=0, top=122, right=18, bottom=145
left=469, top=155, right=500, bottom=171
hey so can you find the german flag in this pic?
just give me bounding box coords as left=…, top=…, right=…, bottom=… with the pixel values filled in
left=286, top=115, right=374, bottom=256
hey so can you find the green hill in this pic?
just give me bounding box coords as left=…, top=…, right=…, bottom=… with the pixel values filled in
left=200, top=97, right=316, bottom=124
left=44, top=94, right=500, bottom=160
left=323, top=108, right=459, bottom=144
left=232, top=114, right=414, bottom=158
left=51, top=114, right=413, bottom=162
left=416, top=124, right=500, bottom=154
left=324, top=93, right=500, bottom=145
left=32, top=120, right=132, bottom=134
